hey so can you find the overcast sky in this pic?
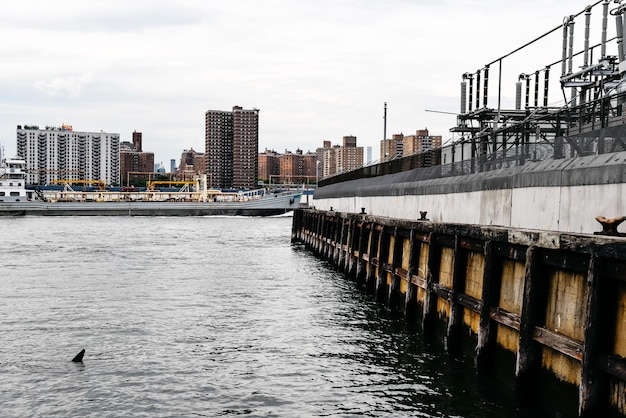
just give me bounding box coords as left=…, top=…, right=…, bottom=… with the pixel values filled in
left=0, top=0, right=609, bottom=166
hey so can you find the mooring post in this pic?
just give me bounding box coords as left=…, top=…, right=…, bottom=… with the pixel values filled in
left=307, top=212, right=314, bottom=248
left=306, top=212, right=313, bottom=249
left=296, top=209, right=303, bottom=243
left=318, top=213, right=325, bottom=257
left=446, top=235, right=466, bottom=353
left=363, top=222, right=377, bottom=293
left=579, top=254, right=606, bottom=418
left=422, top=233, right=440, bottom=336
left=343, top=218, right=354, bottom=276
left=290, top=209, right=299, bottom=243
left=404, top=229, right=418, bottom=323
left=339, top=217, right=348, bottom=273
left=375, top=226, right=391, bottom=303
left=300, top=211, right=307, bottom=247
left=476, top=240, right=499, bottom=374
left=355, top=221, right=367, bottom=286
left=326, top=214, right=335, bottom=260
left=387, top=227, right=402, bottom=311
left=365, top=224, right=381, bottom=295
left=325, top=215, right=333, bottom=260
left=307, top=212, right=314, bottom=250
left=346, top=218, right=357, bottom=279
left=334, top=215, right=344, bottom=265
left=326, top=215, right=336, bottom=261
left=310, top=213, right=319, bottom=251
left=516, top=246, right=543, bottom=403
left=315, top=213, right=324, bottom=255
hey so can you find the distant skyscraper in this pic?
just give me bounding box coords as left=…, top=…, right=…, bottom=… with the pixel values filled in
left=170, top=159, right=176, bottom=173
left=16, top=124, right=120, bottom=185
left=154, top=162, right=166, bottom=173
left=367, top=146, right=372, bottom=164
left=205, top=106, right=259, bottom=189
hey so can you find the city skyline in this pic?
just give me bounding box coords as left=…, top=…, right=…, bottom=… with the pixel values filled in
left=0, top=1, right=592, bottom=165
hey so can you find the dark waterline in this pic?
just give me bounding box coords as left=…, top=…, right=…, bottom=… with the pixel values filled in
left=0, top=216, right=531, bottom=417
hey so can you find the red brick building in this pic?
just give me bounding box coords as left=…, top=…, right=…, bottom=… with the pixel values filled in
left=120, top=131, right=154, bottom=186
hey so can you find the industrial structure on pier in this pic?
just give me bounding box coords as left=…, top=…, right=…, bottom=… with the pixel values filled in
left=446, top=0, right=626, bottom=172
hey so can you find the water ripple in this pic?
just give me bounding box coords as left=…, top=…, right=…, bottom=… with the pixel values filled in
left=0, top=217, right=525, bottom=417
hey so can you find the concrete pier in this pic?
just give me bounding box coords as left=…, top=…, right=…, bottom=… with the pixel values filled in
left=292, top=208, right=626, bottom=417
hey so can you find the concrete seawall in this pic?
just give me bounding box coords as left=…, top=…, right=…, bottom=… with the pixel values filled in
left=312, top=151, right=626, bottom=234
left=292, top=208, right=626, bottom=417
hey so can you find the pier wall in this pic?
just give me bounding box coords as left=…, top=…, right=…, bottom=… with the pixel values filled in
left=312, top=151, right=626, bottom=234
left=291, top=208, right=626, bottom=417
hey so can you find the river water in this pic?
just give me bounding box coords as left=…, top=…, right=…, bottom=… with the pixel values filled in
left=0, top=216, right=528, bottom=417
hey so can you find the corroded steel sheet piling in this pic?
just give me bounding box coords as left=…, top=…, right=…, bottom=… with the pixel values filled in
left=292, top=208, right=626, bottom=418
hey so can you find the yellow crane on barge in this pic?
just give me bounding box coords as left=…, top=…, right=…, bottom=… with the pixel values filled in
left=50, top=179, right=106, bottom=190
left=146, top=180, right=195, bottom=191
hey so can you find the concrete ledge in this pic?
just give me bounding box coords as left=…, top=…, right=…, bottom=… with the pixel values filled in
left=314, top=151, right=626, bottom=199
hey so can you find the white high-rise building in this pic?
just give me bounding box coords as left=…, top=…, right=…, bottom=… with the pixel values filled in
left=16, top=124, right=120, bottom=185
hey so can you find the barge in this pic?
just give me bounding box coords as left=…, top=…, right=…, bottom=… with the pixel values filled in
left=0, top=157, right=301, bottom=216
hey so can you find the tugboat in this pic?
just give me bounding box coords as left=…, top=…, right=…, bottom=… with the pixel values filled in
left=0, top=156, right=36, bottom=202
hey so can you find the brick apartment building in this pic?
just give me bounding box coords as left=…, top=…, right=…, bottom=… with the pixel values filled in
left=205, top=106, right=259, bottom=189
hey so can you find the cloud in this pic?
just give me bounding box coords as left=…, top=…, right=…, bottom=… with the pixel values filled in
left=33, top=73, right=95, bottom=98
left=0, top=1, right=209, bottom=33
left=0, top=0, right=606, bottom=165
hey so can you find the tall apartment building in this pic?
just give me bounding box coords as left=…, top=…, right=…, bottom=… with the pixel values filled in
left=379, top=129, right=442, bottom=162
left=318, top=136, right=364, bottom=179
left=403, top=129, right=442, bottom=156
left=316, top=141, right=332, bottom=179
left=301, top=150, right=317, bottom=183
left=16, top=124, right=120, bottom=185
left=380, top=133, right=404, bottom=161
left=338, top=136, right=363, bottom=173
left=318, top=141, right=338, bottom=178
left=205, top=106, right=259, bottom=189
left=120, top=131, right=155, bottom=186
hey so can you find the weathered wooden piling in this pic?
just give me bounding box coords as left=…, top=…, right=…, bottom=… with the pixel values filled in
left=291, top=208, right=626, bottom=418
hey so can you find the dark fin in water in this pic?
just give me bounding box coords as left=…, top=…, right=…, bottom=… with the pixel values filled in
left=71, top=349, right=85, bottom=363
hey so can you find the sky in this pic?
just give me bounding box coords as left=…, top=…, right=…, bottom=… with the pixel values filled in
left=0, top=0, right=610, bottom=166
